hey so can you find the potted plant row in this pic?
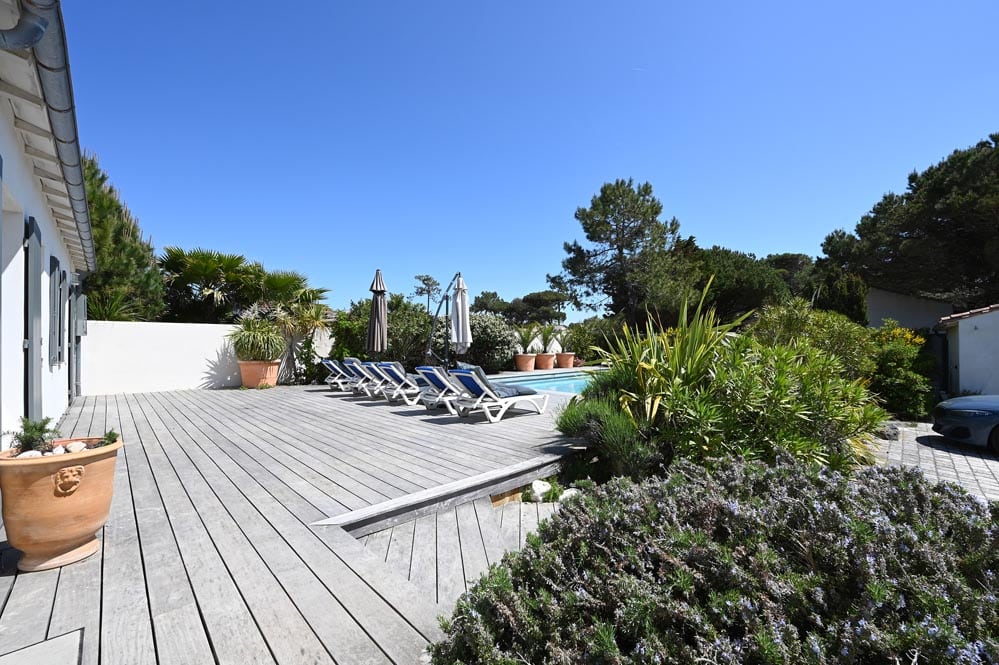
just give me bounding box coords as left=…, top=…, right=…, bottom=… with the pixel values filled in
left=513, top=324, right=575, bottom=370
left=0, top=417, right=122, bottom=571
left=229, top=316, right=286, bottom=388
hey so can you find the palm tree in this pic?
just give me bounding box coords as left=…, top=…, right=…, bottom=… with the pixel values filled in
left=159, top=247, right=263, bottom=322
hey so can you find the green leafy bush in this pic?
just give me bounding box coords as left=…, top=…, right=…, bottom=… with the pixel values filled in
left=462, top=313, right=517, bottom=373
left=560, top=290, right=885, bottom=476
left=431, top=458, right=999, bottom=664
left=869, top=319, right=933, bottom=419
left=228, top=317, right=285, bottom=361
left=560, top=316, right=621, bottom=361
left=751, top=298, right=877, bottom=379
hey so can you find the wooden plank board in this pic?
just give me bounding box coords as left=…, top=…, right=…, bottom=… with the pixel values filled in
left=435, top=508, right=465, bottom=607
left=498, top=503, right=521, bottom=553
left=125, top=393, right=275, bottom=665
left=115, top=395, right=215, bottom=664
left=0, top=628, right=81, bottom=665
left=100, top=396, right=157, bottom=665
left=538, top=502, right=558, bottom=523
left=47, top=538, right=102, bottom=665
left=150, top=393, right=426, bottom=664
left=152, top=391, right=443, bottom=645
left=408, top=515, right=438, bottom=599
left=0, top=568, right=59, bottom=654
left=455, top=502, right=490, bottom=589
left=385, top=519, right=415, bottom=576
left=365, top=528, right=392, bottom=562
left=129, top=395, right=337, bottom=665
left=520, top=503, right=539, bottom=550
left=472, top=498, right=507, bottom=566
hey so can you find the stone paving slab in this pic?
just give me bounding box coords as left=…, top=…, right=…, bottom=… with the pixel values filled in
left=875, top=422, right=999, bottom=501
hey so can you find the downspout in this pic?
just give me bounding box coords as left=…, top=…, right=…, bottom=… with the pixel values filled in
left=1, top=1, right=96, bottom=273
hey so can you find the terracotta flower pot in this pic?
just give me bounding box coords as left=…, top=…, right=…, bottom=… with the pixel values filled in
left=556, top=352, right=576, bottom=368
left=0, top=437, right=123, bottom=571
left=238, top=360, right=280, bottom=388
left=535, top=353, right=556, bottom=370
left=513, top=354, right=536, bottom=372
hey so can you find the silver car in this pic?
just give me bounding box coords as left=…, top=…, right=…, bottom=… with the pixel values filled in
left=932, top=395, right=999, bottom=452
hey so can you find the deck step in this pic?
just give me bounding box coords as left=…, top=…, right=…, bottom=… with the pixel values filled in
left=312, top=450, right=573, bottom=536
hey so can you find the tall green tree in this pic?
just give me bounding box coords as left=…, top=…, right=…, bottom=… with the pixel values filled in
left=695, top=246, right=789, bottom=320
left=471, top=290, right=509, bottom=315
left=504, top=290, right=568, bottom=325
left=764, top=252, right=817, bottom=299
left=549, top=179, right=694, bottom=325
left=822, top=133, right=999, bottom=307
left=412, top=274, right=441, bottom=313
left=159, top=247, right=262, bottom=323
left=81, top=153, right=164, bottom=320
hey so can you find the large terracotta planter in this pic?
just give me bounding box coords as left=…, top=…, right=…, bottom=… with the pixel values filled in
left=238, top=360, right=280, bottom=388
left=0, top=437, right=122, bottom=571
left=535, top=353, right=556, bottom=370
left=556, top=352, right=576, bottom=368
left=513, top=353, right=536, bottom=372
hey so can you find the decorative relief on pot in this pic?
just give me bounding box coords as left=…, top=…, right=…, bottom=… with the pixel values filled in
left=54, top=466, right=85, bottom=497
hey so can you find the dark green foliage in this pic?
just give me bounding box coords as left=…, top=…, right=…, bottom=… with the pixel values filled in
left=557, top=396, right=653, bottom=479
left=98, top=429, right=119, bottom=447
left=813, top=262, right=869, bottom=324
left=82, top=153, right=164, bottom=320
left=869, top=321, right=934, bottom=419
left=470, top=290, right=508, bottom=315
left=462, top=313, right=517, bottom=373
left=558, top=317, right=621, bottom=361
left=431, top=458, right=999, bottom=664
left=159, top=247, right=265, bottom=323
left=764, top=252, right=817, bottom=298
left=549, top=178, right=697, bottom=325
left=6, top=417, right=60, bottom=452
left=504, top=290, right=568, bottom=325
left=822, top=133, right=999, bottom=308
left=695, top=246, right=789, bottom=320
left=328, top=294, right=448, bottom=368
left=412, top=274, right=441, bottom=313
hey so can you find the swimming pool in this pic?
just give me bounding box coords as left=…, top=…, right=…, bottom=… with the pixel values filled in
left=492, top=370, right=598, bottom=394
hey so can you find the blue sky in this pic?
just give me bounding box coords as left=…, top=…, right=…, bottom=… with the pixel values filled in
left=62, top=1, right=999, bottom=320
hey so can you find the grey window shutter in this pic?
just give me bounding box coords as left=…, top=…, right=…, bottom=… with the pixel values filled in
left=25, top=218, right=43, bottom=420
left=49, top=256, right=60, bottom=365
left=59, top=270, right=67, bottom=362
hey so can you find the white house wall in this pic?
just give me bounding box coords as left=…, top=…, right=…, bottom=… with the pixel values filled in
left=955, top=311, right=999, bottom=395
left=0, top=100, right=76, bottom=443
left=81, top=322, right=241, bottom=396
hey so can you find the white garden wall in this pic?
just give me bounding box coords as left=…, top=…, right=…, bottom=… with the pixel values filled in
left=82, top=322, right=240, bottom=396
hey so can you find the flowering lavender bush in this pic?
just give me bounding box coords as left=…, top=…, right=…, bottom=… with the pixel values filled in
left=431, top=458, right=998, bottom=664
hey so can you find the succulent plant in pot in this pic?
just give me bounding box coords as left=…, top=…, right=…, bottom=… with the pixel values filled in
left=229, top=316, right=286, bottom=388
left=534, top=324, right=558, bottom=370
left=0, top=417, right=123, bottom=571
left=514, top=325, right=538, bottom=372
left=554, top=328, right=575, bottom=368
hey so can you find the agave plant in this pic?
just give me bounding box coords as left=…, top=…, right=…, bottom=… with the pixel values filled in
left=228, top=317, right=285, bottom=361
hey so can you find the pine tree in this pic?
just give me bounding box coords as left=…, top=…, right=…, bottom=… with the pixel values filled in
left=82, top=153, right=164, bottom=320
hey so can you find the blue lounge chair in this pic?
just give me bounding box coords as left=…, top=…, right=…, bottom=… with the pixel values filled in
left=376, top=362, right=425, bottom=405
left=448, top=368, right=549, bottom=423
left=321, top=359, right=358, bottom=392
left=415, top=366, right=467, bottom=413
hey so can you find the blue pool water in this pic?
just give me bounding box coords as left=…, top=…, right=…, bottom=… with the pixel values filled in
left=492, top=370, right=597, bottom=394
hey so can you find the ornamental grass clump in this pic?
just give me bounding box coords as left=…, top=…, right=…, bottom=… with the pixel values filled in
left=431, top=457, right=999, bottom=664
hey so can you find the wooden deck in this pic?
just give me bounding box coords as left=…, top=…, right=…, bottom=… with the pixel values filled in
left=361, top=498, right=560, bottom=607
left=0, top=385, right=575, bottom=664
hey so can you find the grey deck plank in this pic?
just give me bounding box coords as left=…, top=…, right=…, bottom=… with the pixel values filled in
left=520, top=502, right=539, bottom=550
left=538, top=502, right=557, bottom=523
left=365, top=529, right=392, bottom=562
left=455, top=502, right=490, bottom=589
left=498, top=503, right=521, bottom=553
left=408, top=515, right=438, bottom=599
left=435, top=508, right=465, bottom=607
left=125, top=393, right=275, bottom=665
left=116, top=395, right=215, bottom=664
left=47, top=540, right=102, bottom=665
left=154, top=392, right=443, bottom=643
left=149, top=393, right=425, bottom=664
left=263, top=389, right=535, bottom=472
left=0, top=628, right=81, bottom=665
left=177, top=390, right=418, bottom=503
left=131, top=395, right=336, bottom=665
left=472, top=498, right=507, bottom=566
left=0, top=568, right=59, bottom=654
left=165, top=391, right=361, bottom=516
left=100, top=396, right=157, bottom=665
left=385, top=520, right=415, bottom=575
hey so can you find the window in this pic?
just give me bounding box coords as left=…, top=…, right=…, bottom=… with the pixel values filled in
left=48, top=256, right=64, bottom=366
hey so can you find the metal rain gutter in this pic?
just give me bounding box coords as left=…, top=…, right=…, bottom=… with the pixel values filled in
left=17, top=0, right=95, bottom=272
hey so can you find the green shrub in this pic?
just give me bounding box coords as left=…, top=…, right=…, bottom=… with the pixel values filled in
left=751, top=298, right=877, bottom=379
left=431, top=457, right=999, bottom=664
left=228, top=317, right=285, bottom=361
left=6, top=417, right=60, bottom=452
left=462, top=313, right=518, bottom=373
left=869, top=319, right=933, bottom=419
left=559, top=289, right=885, bottom=474
left=561, top=316, right=623, bottom=361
